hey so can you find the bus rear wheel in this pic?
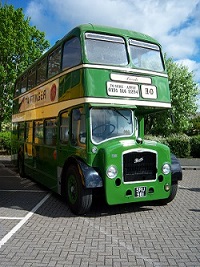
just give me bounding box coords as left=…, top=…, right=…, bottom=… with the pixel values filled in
left=18, top=155, right=25, bottom=178
left=65, top=165, right=92, bottom=215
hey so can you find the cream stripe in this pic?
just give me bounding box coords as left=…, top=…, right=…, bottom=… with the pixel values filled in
left=13, top=64, right=168, bottom=101
left=12, top=97, right=171, bottom=122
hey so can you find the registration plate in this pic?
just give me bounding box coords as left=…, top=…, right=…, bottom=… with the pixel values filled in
left=134, top=186, right=147, bottom=198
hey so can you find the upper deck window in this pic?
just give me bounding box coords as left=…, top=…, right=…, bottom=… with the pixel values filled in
left=28, top=68, right=36, bottom=90
left=21, top=75, right=27, bottom=94
left=37, top=58, right=47, bottom=85
left=129, top=39, right=164, bottom=72
left=48, top=46, right=61, bottom=78
left=62, top=37, right=82, bottom=69
left=85, top=33, right=128, bottom=66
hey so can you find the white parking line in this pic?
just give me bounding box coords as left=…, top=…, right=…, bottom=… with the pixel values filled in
left=0, top=217, right=25, bottom=220
left=0, top=192, right=51, bottom=249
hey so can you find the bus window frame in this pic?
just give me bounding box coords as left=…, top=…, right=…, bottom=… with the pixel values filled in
left=37, top=57, right=47, bottom=85
left=20, top=75, right=27, bottom=94
left=90, top=107, right=134, bottom=145
left=44, top=118, right=57, bottom=146
left=27, top=67, right=36, bottom=90
left=129, top=39, right=165, bottom=72
left=25, top=121, right=33, bottom=143
left=62, top=37, right=82, bottom=70
left=84, top=32, right=128, bottom=66
left=18, top=122, right=25, bottom=141
left=71, top=107, right=86, bottom=148
left=33, top=120, right=44, bottom=145
left=48, top=46, right=62, bottom=78
left=60, top=110, right=70, bottom=145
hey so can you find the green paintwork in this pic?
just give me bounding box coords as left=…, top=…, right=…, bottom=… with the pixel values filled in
left=93, top=139, right=171, bottom=204
left=12, top=24, right=173, bottom=210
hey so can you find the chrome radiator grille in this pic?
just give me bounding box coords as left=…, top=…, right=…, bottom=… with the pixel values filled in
left=123, top=151, right=157, bottom=182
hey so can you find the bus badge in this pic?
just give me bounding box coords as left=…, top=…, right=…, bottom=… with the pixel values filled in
left=134, top=157, right=143, bottom=164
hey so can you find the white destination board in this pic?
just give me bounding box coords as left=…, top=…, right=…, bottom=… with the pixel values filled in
left=107, top=82, right=139, bottom=98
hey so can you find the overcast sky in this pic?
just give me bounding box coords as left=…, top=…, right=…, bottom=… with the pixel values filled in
left=4, top=0, right=200, bottom=109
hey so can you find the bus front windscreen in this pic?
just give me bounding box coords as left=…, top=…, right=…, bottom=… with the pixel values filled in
left=85, top=33, right=128, bottom=66
left=91, top=108, right=133, bottom=144
left=129, top=39, right=164, bottom=72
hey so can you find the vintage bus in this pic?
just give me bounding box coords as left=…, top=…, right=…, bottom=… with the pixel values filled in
left=12, top=24, right=182, bottom=215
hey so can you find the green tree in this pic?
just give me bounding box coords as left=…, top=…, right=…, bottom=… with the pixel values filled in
left=187, top=114, right=200, bottom=135
left=0, top=4, right=50, bottom=128
left=145, top=56, right=198, bottom=136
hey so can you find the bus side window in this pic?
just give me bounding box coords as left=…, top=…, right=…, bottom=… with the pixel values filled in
left=60, top=112, right=69, bottom=144
left=21, top=75, right=27, bottom=94
left=62, top=37, right=81, bottom=69
left=37, top=58, right=47, bottom=85
left=15, top=79, right=21, bottom=97
left=28, top=68, right=36, bottom=90
left=25, top=121, right=33, bottom=143
left=34, top=120, right=44, bottom=144
left=71, top=108, right=86, bottom=147
left=45, top=118, right=57, bottom=146
left=48, top=46, right=61, bottom=78
left=18, top=122, right=25, bottom=141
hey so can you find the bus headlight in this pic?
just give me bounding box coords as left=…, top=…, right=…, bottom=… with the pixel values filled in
left=162, top=163, right=171, bottom=175
left=106, top=165, right=118, bottom=179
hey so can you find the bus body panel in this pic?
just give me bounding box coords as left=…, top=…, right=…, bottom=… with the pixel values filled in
left=91, top=138, right=171, bottom=204
left=11, top=24, right=181, bottom=214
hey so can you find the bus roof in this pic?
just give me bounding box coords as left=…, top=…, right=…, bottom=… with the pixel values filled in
left=16, top=24, right=162, bottom=80
left=60, top=24, right=160, bottom=47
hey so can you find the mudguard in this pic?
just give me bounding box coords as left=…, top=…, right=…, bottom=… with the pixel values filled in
left=171, top=153, right=182, bottom=182
left=76, top=159, right=103, bottom=188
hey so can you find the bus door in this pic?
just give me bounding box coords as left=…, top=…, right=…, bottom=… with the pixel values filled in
left=24, top=121, right=34, bottom=167
left=32, top=119, right=57, bottom=189
left=58, top=107, right=86, bottom=166
left=58, top=110, right=70, bottom=167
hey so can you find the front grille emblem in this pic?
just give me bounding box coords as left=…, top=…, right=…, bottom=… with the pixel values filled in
left=134, top=157, right=144, bottom=164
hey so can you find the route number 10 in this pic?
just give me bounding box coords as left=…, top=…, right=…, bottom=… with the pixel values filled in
left=141, top=85, right=157, bottom=99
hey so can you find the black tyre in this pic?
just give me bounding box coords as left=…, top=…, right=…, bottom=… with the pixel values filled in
left=160, top=182, right=178, bottom=205
left=65, top=165, right=92, bottom=215
left=18, top=155, right=25, bottom=178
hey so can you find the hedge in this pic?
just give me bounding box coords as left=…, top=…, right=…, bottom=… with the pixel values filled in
left=146, top=134, right=200, bottom=158
left=0, top=131, right=200, bottom=158
left=166, top=134, right=191, bottom=158
left=0, top=131, right=11, bottom=154
left=190, top=135, right=200, bottom=158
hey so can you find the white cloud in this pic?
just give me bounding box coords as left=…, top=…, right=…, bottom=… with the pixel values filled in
left=176, top=59, right=200, bottom=81
left=26, top=0, right=200, bottom=82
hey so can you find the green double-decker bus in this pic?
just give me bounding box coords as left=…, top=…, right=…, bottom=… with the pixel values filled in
left=12, top=24, right=182, bottom=214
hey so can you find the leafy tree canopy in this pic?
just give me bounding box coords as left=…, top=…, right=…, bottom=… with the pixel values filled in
left=145, top=55, right=198, bottom=136
left=0, top=4, right=50, bottom=124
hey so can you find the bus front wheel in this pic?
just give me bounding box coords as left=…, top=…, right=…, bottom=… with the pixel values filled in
left=160, top=182, right=178, bottom=205
left=65, top=165, right=92, bottom=215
